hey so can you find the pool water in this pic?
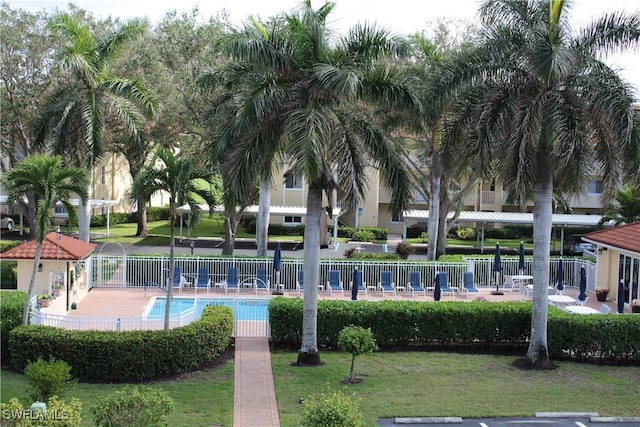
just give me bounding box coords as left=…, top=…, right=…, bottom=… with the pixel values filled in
left=146, top=298, right=268, bottom=321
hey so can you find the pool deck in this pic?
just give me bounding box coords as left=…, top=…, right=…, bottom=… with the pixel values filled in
left=41, top=286, right=629, bottom=427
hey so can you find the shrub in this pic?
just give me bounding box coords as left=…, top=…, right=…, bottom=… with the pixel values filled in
left=1, top=291, right=25, bottom=365
left=344, top=252, right=400, bottom=261
left=302, top=386, right=363, bottom=427
left=0, top=240, right=22, bottom=254
left=406, top=223, right=425, bottom=238
left=24, top=357, right=77, bottom=402
left=453, top=227, right=476, bottom=240
left=91, top=385, right=174, bottom=427
left=337, top=325, right=377, bottom=383
left=351, top=229, right=375, bottom=242
left=146, top=207, right=170, bottom=222
left=395, top=242, right=414, bottom=259
left=91, top=213, right=130, bottom=227
left=0, top=396, right=82, bottom=427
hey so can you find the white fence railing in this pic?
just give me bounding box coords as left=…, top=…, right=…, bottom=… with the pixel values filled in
left=30, top=296, right=270, bottom=337
left=88, top=254, right=596, bottom=293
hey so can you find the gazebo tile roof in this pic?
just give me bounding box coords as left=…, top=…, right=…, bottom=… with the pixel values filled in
left=0, top=232, right=97, bottom=260
left=583, top=222, right=640, bottom=254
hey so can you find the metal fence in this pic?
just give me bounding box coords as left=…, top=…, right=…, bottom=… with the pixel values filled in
left=88, top=254, right=596, bottom=293
left=30, top=296, right=270, bottom=337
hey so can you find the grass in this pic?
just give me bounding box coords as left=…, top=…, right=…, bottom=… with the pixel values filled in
left=272, top=351, right=640, bottom=426
left=1, top=355, right=235, bottom=427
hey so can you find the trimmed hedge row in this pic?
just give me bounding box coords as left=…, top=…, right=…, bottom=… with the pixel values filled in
left=8, top=305, right=233, bottom=382
left=0, top=291, right=25, bottom=365
left=269, top=298, right=640, bottom=362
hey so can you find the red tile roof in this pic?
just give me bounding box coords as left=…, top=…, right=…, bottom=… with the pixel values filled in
left=584, top=222, right=640, bottom=254
left=0, top=232, right=97, bottom=260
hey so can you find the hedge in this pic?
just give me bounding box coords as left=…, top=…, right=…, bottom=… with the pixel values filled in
left=269, top=298, right=640, bottom=363
left=0, top=291, right=25, bottom=366
left=8, top=305, right=233, bottom=382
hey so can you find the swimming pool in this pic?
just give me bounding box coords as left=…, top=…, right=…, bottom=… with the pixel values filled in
left=145, top=297, right=268, bottom=321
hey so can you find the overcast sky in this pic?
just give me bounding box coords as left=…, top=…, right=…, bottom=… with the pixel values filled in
left=6, top=0, right=640, bottom=92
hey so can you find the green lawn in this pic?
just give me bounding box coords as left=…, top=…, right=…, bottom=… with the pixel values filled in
left=4, top=350, right=638, bottom=426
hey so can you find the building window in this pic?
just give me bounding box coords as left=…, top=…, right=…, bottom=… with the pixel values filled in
left=284, top=216, right=302, bottom=224
left=54, top=204, right=67, bottom=215
left=285, top=173, right=302, bottom=189
left=391, top=211, right=403, bottom=223
left=587, top=180, right=603, bottom=194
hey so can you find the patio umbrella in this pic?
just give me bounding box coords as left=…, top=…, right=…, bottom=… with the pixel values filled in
left=617, top=279, right=625, bottom=314
left=578, top=266, right=587, bottom=303
left=556, top=258, right=564, bottom=293
left=492, top=242, right=503, bottom=295
left=518, top=241, right=525, bottom=274
left=434, top=273, right=442, bottom=301
left=351, top=269, right=360, bottom=301
left=272, top=242, right=282, bottom=293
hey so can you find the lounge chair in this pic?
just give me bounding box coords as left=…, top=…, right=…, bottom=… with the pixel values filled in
left=224, top=267, right=239, bottom=294
left=408, top=271, right=426, bottom=297
left=502, top=275, right=519, bottom=293
left=255, top=268, right=270, bottom=294
left=599, top=303, right=611, bottom=314
left=460, top=271, right=479, bottom=299
left=436, top=271, right=456, bottom=296
left=378, top=271, right=396, bottom=297
left=194, top=267, right=210, bottom=294
left=296, top=270, right=304, bottom=294
left=326, top=270, right=344, bottom=296
left=172, top=267, right=189, bottom=293
left=350, top=270, right=367, bottom=295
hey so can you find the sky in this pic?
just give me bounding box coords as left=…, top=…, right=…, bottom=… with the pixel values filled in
left=6, top=0, right=640, bottom=92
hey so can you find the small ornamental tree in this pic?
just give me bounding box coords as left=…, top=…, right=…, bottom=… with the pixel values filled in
left=337, top=325, right=377, bottom=383
left=24, top=357, right=77, bottom=402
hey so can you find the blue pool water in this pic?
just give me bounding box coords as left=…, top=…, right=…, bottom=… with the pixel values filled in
left=146, top=298, right=268, bottom=321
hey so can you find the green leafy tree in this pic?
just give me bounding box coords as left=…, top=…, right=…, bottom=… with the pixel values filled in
left=2, top=154, right=88, bottom=324
left=600, top=185, right=640, bottom=225
left=212, top=0, right=413, bottom=366
left=337, top=325, right=377, bottom=383
left=24, top=357, right=77, bottom=402
left=438, top=0, right=640, bottom=367
left=34, top=12, right=155, bottom=242
left=131, top=147, right=217, bottom=330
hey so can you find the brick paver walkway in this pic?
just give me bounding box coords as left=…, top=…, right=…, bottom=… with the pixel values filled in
left=233, top=337, right=280, bottom=427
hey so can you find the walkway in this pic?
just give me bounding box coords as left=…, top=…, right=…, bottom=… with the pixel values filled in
left=233, top=337, right=280, bottom=427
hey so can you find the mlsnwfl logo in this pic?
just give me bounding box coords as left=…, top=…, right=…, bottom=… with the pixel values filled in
left=1, top=409, right=69, bottom=420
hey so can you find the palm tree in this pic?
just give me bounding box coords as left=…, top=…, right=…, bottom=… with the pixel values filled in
left=438, top=0, right=640, bottom=367
left=2, top=154, right=88, bottom=325
left=599, top=185, right=640, bottom=225
left=214, top=1, right=414, bottom=365
left=131, top=147, right=218, bottom=330
left=34, top=13, right=155, bottom=242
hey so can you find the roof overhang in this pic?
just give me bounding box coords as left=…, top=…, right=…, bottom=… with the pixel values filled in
left=403, top=210, right=602, bottom=227
left=176, top=204, right=341, bottom=218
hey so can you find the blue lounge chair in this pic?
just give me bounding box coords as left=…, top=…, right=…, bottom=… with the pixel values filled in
left=350, top=270, right=367, bottom=295
left=327, top=270, right=344, bottom=296
left=255, top=268, right=269, bottom=294
left=378, top=271, right=396, bottom=297
left=460, top=271, right=479, bottom=299
left=224, top=267, right=239, bottom=294
left=296, top=270, right=304, bottom=294
left=408, top=271, right=426, bottom=296
left=172, top=266, right=189, bottom=293
left=195, top=267, right=210, bottom=294
left=436, top=271, right=456, bottom=296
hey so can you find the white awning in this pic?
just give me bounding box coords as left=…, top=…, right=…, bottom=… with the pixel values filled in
left=403, top=210, right=602, bottom=226
left=177, top=204, right=341, bottom=218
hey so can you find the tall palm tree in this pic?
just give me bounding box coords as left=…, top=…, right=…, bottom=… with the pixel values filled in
left=34, top=13, right=155, bottom=241
left=438, top=0, right=640, bottom=367
left=131, top=147, right=217, bottom=330
left=2, top=154, right=88, bottom=325
left=214, top=1, right=414, bottom=365
left=599, top=184, right=640, bottom=225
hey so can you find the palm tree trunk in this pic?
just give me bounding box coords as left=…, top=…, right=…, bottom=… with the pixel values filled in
left=77, top=198, right=91, bottom=242
left=222, top=215, right=238, bottom=255
left=297, top=185, right=322, bottom=366
left=256, top=179, right=271, bottom=256
left=525, top=174, right=552, bottom=368
left=427, top=173, right=441, bottom=261
left=22, top=243, right=44, bottom=324
left=135, top=204, right=148, bottom=238
left=164, top=199, right=176, bottom=331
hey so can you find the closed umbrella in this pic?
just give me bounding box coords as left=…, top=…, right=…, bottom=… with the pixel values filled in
left=578, top=266, right=587, bottom=304
left=492, top=242, right=503, bottom=295
left=351, top=269, right=360, bottom=301
left=434, top=272, right=442, bottom=301
left=617, top=279, right=625, bottom=314
left=272, top=242, right=282, bottom=294
left=518, top=241, right=525, bottom=274
left=556, top=258, right=564, bottom=293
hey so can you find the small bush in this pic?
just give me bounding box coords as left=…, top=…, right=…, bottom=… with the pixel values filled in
left=1, top=290, right=25, bottom=365
left=454, top=227, right=476, bottom=240
left=302, top=386, right=363, bottom=427
left=406, top=223, right=425, bottom=238
left=146, top=207, right=170, bottom=222
left=351, top=229, right=375, bottom=242
left=395, top=242, right=414, bottom=259
left=24, top=357, right=77, bottom=402
left=91, top=385, right=174, bottom=427
left=337, top=325, right=377, bottom=383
